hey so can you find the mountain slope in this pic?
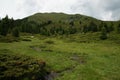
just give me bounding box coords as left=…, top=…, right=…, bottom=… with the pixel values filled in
left=15, top=13, right=119, bottom=36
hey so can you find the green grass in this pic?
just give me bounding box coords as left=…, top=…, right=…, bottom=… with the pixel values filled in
left=0, top=34, right=120, bottom=80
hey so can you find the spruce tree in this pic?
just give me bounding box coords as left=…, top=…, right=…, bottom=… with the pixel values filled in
left=0, top=20, right=1, bottom=34
left=116, top=24, right=120, bottom=33
left=12, top=27, right=20, bottom=37
left=0, top=15, right=9, bottom=36
left=100, top=27, right=107, bottom=40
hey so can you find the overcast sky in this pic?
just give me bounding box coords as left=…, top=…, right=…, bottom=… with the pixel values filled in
left=0, top=0, right=120, bottom=21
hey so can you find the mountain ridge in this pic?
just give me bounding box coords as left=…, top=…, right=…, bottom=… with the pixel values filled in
left=14, top=12, right=120, bottom=36
left=22, top=12, right=120, bottom=22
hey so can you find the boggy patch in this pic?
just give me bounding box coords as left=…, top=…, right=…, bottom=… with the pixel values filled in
left=70, top=53, right=87, bottom=64
left=29, top=45, right=53, bottom=52
left=30, top=45, right=42, bottom=52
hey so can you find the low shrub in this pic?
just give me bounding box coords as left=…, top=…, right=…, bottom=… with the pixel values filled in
left=0, top=51, right=49, bottom=80
left=45, top=40, right=54, bottom=44
left=22, top=38, right=31, bottom=42
left=0, top=36, right=20, bottom=43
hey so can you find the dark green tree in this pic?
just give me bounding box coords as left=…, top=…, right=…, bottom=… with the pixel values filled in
left=82, top=26, right=88, bottom=33
left=0, top=15, right=10, bottom=36
left=69, top=21, right=74, bottom=26
left=0, top=19, right=1, bottom=34
left=88, top=21, right=98, bottom=32
left=100, top=27, right=107, bottom=40
left=69, top=27, right=77, bottom=34
left=12, top=27, right=20, bottom=37
left=116, top=24, right=120, bottom=33
left=107, top=23, right=114, bottom=32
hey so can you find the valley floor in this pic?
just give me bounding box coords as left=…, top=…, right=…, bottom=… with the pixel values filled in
left=0, top=34, right=120, bottom=80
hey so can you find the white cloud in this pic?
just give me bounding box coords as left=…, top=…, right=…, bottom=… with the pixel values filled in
left=0, top=0, right=120, bottom=21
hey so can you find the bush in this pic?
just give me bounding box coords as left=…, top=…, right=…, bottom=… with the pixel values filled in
left=100, top=34, right=107, bottom=40
left=0, top=36, right=20, bottom=43
left=45, top=40, right=54, bottom=44
left=22, top=38, right=31, bottom=41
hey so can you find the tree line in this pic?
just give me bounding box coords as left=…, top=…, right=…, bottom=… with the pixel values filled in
left=0, top=15, right=120, bottom=40
left=0, top=15, right=19, bottom=37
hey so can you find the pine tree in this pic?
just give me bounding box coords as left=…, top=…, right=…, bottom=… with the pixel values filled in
left=116, top=24, right=120, bottom=33
left=12, top=27, right=20, bottom=37
left=88, top=21, right=98, bottom=32
left=0, top=15, right=10, bottom=36
left=69, top=21, right=74, bottom=26
left=100, top=27, right=107, bottom=40
left=0, top=20, right=1, bottom=34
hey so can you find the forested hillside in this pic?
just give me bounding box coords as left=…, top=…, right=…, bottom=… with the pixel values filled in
left=0, top=13, right=120, bottom=38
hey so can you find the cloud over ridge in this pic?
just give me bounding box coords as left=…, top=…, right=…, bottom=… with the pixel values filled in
left=0, top=0, right=120, bottom=21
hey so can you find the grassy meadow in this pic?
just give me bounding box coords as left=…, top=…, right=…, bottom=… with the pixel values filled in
left=0, top=33, right=120, bottom=80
